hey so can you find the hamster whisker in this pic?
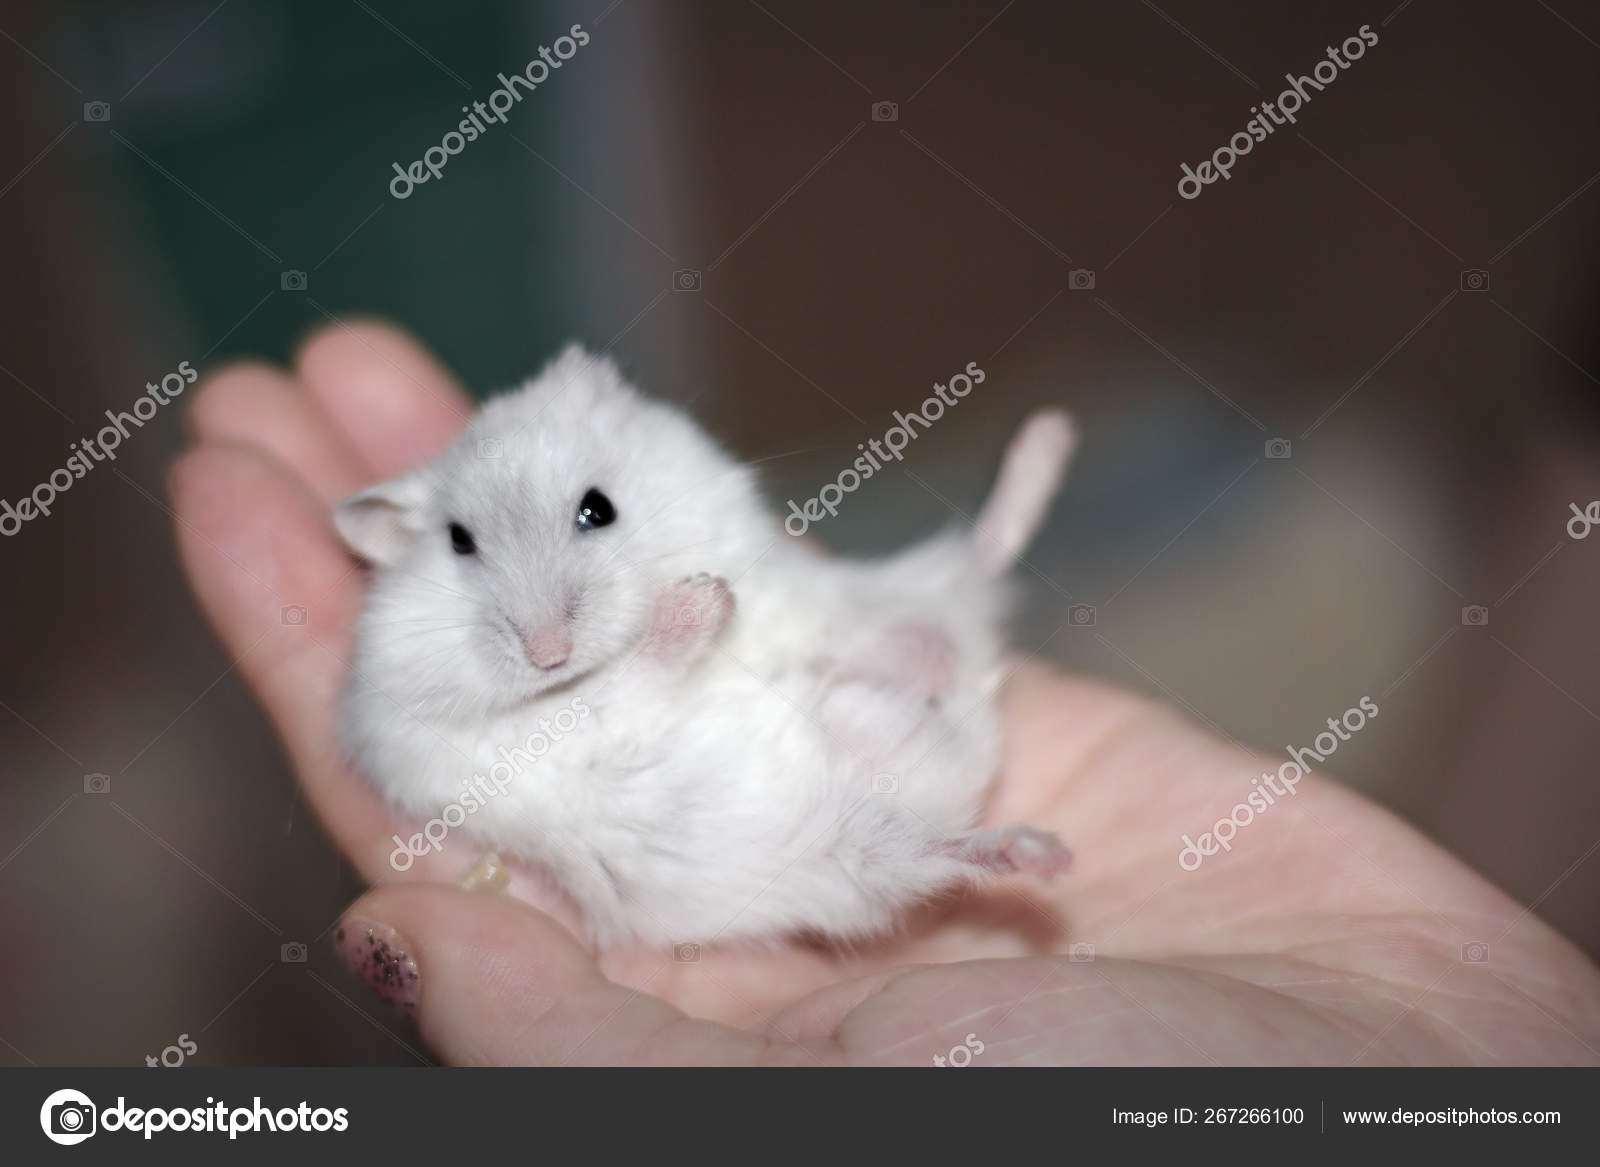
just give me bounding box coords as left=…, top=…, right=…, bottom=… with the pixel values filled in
left=736, top=444, right=836, bottom=469
left=404, top=651, right=489, bottom=707
left=361, top=614, right=489, bottom=633
left=592, top=535, right=727, bottom=580
left=362, top=617, right=490, bottom=631
left=406, top=641, right=476, bottom=675
left=400, top=572, right=480, bottom=605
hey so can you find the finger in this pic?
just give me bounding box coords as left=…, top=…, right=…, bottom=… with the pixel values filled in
left=335, top=884, right=829, bottom=1066
left=294, top=319, right=473, bottom=479
left=186, top=360, right=368, bottom=505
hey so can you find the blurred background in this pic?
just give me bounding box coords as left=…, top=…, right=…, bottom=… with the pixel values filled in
left=1, top=0, right=1597, bottom=1065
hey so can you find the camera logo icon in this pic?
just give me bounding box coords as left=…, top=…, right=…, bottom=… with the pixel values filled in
left=871, top=773, right=899, bottom=795
left=83, top=772, right=111, bottom=795
left=870, top=100, right=898, bottom=122
left=1459, top=268, right=1489, bottom=292
left=83, top=101, right=110, bottom=122
left=1068, top=268, right=1096, bottom=291
left=1069, top=942, right=1096, bottom=962
left=476, top=438, right=503, bottom=460
left=40, top=1088, right=96, bottom=1145
left=1265, top=438, right=1292, bottom=459
left=673, top=941, right=701, bottom=962
left=1461, top=941, right=1490, bottom=963
left=281, top=605, right=307, bottom=626
left=1068, top=603, right=1096, bottom=627
left=1461, top=605, right=1489, bottom=627
left=280, top=270, right=308, bottom=292
left=281, top=941, right=308, bottom=962
left=672, top=269, right=702, bottom=292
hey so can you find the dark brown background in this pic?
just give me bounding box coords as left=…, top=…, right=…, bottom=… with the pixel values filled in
left=0, top=0, right=1596, bottom=1064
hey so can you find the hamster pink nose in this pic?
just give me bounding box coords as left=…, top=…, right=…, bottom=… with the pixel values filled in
left=521, top=624, right=572, bottom=670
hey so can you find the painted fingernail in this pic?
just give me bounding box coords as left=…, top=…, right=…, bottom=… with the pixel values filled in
left=333, top=918, right=420, bottom=1015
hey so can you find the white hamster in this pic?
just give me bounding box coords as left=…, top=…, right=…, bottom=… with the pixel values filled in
left=334, top=344, right=1077, bottom=947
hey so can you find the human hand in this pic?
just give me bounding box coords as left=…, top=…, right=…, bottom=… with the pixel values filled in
left=171, top=321, right=1600, bottom=1064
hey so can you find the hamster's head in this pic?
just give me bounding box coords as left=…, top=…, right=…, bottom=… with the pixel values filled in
left=334, top=345, right=770, bottom=716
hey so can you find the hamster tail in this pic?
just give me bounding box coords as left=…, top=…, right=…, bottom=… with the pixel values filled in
left=971, top=409, right=1076, bottom=575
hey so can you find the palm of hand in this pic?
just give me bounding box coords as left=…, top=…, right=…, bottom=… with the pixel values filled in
left=172, top=322, right=1600, bottom=1064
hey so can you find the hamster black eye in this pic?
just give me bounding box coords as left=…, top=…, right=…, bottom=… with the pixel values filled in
left=448, top=522, right=476, bottom=555
left=575, top=488, right=616, bottom=532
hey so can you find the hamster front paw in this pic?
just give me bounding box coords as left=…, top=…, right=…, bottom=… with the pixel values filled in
left=646, top=573, right=735, bottom=661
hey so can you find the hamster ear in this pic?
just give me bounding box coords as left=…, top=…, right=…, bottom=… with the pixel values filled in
left=333, top=471, right=432, bottom=567
left=545, top=342, right=622, bottom=391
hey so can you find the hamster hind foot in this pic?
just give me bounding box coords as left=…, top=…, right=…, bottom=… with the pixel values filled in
left=938, top=824, right=1072, bottom=878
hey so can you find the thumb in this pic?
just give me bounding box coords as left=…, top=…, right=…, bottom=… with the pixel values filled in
left=332, top=883, right=796, bottom=1065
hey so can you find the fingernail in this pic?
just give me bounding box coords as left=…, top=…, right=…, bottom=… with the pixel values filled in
left=334, top=918, right=420, bottom=1015
left=458, top=850, right=510, bottom=893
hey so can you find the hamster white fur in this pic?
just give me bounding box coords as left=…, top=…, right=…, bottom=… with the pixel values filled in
left=334, top=345, right=1077, bottom=946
